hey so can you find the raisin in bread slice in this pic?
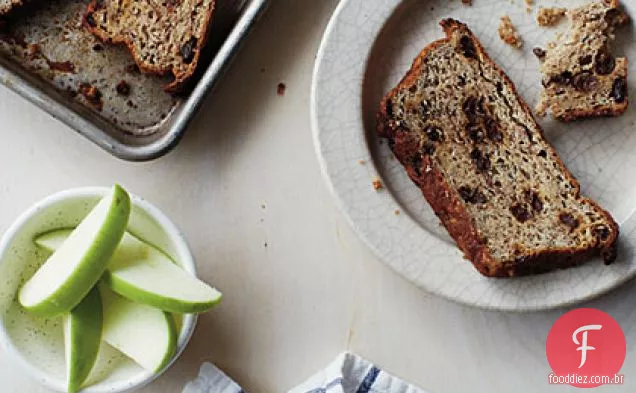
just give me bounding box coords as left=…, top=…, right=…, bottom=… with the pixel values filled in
left=536, top=0, right=629, bottom=121
left=377, top=19, right=619, bottom=277
left=84, top=0, right=215, bottom=92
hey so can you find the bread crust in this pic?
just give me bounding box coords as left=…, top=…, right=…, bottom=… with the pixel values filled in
left=556, top=103, right=629, bottom=122
left=377, top=19, right=619, bottom=277
left=84, top=0, right=216, bottom=92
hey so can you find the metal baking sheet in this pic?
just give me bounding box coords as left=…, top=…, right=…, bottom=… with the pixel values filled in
left=0, top=0, right=268, bottom=161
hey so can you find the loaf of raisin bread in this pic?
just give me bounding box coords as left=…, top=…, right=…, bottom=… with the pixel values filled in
left=84, top=0, right=215, bottom=92
left=536, top=0, right=629, bottom=121
left=377, top=19, right=619, bottom=277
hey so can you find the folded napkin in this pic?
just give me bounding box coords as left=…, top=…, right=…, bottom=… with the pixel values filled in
left=182, top=352, right=428, bottom=393
left=182, top=362, right=244, bottom=393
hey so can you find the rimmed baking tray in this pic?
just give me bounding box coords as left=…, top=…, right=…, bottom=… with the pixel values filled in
left=0, top=0, right=268, bottom=161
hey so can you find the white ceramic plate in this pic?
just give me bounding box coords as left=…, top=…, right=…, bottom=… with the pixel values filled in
left=312, top=0, right=636, bottom=311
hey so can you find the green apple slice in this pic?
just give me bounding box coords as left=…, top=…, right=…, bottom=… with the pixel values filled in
left=64, top=287, right=102, bottom=393
left=100, top=287, right=177, bottom=373
left=36, top=230, right=222, bottom=314
left=19, top=185, right=130, bottom=317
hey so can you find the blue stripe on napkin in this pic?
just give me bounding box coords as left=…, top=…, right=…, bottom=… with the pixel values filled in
left=356, top=366, right=381, bottom=393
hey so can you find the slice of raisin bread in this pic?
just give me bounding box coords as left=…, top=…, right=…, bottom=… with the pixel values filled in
left=84, top=0, right=215, bottom=92
left=377, top=19, right=619, bottom=277
left=536, top=0, right=629, bottom=121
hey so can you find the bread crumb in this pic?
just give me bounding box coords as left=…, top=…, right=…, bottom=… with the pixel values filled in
left=372, top=177, right=383, bottom=191
left=27, top=43, right=39, bottom=56
left=461, top=0, right=472, bottom=5
left=358, top=159, right=366, bottom=165
left=532, top=47, right=546, bottom=59
left=394, top=209, right=401, bottom=216
left=524, top=0, right=533, bottom=13
left=537, top=7, right=567, bottom=27
left=277, top=82, right=286, bottom=96
left=78, top=83, right=103, bottom=111
left=498, top=16, right=523, bottom=49
left=45, top=56, right=75, bottom=73
left=535, top=100, right=547, bottom=117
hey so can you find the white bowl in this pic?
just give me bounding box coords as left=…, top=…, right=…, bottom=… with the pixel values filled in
left=0, top=187, right=198, bottom=393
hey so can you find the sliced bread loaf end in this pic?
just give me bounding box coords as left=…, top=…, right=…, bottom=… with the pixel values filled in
left=84, top=0, right=216, bottom=92
left=377, top=19, right=619, bottom=277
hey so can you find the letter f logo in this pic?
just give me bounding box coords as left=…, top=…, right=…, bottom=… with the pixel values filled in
left=573, top=325, right=603, bottom=369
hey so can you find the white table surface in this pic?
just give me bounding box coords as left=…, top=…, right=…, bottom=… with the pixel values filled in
left=1, top=1, right=635, bottom=392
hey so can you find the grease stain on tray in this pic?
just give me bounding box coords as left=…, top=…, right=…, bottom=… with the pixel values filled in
left=0, top=0, right=179, bottom=136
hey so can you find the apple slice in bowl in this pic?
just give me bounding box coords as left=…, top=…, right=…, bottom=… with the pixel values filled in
left=65, top=287, right=103, bottom=393
left=18, top=185, right=130, bottom=317
left=35, top=230, right=222, bottom=314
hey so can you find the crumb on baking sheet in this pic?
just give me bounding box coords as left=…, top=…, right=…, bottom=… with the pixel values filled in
left=394, top=209, right=401, bottom=216
left=461, top=0, right=472, bottom=5
left=537, top=7, right=567, bottom=27
left=372, top=177, right=383, bottom=191
left=277, top=82, right=286, bottom=96
left=46, top=59, right=75, bottom=73
left=26, top=43, right=39, bottom=56
left=498, top=16, right=523, bottom=49
left=358, top=159, right=366, bottom=165
left=78, top=82, right=103, bottom=111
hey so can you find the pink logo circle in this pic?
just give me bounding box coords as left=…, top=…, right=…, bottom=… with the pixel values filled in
left=546, top=308, right=626, bottom=388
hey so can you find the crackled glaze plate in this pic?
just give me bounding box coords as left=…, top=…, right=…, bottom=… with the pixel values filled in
left=311, top=0, right=636, bottom=311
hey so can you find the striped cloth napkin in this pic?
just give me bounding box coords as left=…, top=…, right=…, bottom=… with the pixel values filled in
left=182, top=352, right=428, bottom=393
